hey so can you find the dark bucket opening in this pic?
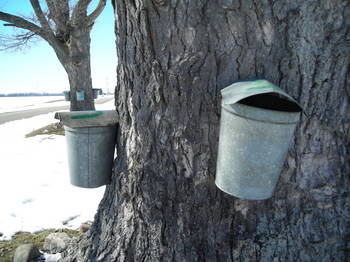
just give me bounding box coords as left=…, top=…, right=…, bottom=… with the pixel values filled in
left=238, top=93, right=301, bottom=112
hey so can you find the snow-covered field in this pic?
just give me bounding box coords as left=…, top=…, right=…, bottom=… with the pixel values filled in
left=0, top=96, right=69, bottom=114
left=0, top=96, right=115, bottom=240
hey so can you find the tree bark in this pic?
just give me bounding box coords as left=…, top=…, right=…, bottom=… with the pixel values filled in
left=62, top=0, right=350, bottom=261
left=63, top=27, right=95, bottom=111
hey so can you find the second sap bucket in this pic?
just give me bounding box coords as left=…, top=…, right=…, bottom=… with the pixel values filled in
left=215, top=80, right=303, bottom=200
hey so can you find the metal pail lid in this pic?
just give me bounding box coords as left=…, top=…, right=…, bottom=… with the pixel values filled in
left=221, top=79, right=303, bottom=112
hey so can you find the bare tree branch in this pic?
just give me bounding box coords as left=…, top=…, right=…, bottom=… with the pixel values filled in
left=0, top=11, right=68, bottom=58
left=87, top=0, right=107, bottom=25
left=46, top=0, right=69, bottom=33
left=0, top=30, right=39, bottom=51
left=71, top=0, right=92, bottom=24
left=0, top=11, right=45, bottom=37
left=29, top=0, right=51, bottom=32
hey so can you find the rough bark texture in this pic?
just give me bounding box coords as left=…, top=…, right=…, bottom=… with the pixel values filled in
left=62, top=26, right=95, bottom=111
left=62, top=0, right=350, bottom=261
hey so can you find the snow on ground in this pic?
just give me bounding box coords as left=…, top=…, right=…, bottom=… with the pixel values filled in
left=0, top=96, right=69, bottom=114
left=0, top=97, right=115, bottom=240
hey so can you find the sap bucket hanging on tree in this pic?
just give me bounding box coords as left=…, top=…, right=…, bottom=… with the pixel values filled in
left=215, top=79, right=303, bottom=200
left=55, top=110, right=118, bottom=188
left=92, top=88, right=102, bottom=99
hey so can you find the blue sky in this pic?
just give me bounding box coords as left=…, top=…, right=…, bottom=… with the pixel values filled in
left=0, top=0, right=116, bottom=94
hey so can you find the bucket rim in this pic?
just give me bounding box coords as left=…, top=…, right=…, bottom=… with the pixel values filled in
left=221, top=79, right=305, bottom=113
left=222, top=103, right=301, bottom=124
left=55, top=110, right=118, bottom=128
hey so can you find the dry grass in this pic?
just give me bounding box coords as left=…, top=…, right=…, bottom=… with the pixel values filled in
left=25, top=122, right=64, bottom=138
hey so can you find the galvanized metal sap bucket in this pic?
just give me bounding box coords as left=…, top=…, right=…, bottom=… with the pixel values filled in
left=92, top=88, right=102, bottom=99
left=215, top=80, right=303, bottom=200
left=55, top=110, right=118, bottom=188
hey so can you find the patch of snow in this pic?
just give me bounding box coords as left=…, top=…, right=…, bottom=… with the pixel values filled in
left=0, top=98, right=115, bottom=240
left=43, top=253, right=62, bottom=262
left=0, top=94, right=112, bottom=114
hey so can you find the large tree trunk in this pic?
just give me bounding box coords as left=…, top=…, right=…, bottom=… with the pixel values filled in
left=62, top=0, right=350, bottom=261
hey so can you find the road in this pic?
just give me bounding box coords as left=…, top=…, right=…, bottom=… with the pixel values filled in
left=0, top=96, right=114, bottom=125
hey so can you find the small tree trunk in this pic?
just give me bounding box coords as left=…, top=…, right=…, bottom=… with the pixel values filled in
left=64, top=26, right=95, bottom=111
left=66, top=60, right=95, bottom=111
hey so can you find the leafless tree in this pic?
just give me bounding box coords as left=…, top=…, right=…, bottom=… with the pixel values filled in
left=0, top=0, right=107, bottom=111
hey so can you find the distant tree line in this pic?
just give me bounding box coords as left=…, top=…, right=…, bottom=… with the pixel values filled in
left=0, top=92, right=64, bottom=97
